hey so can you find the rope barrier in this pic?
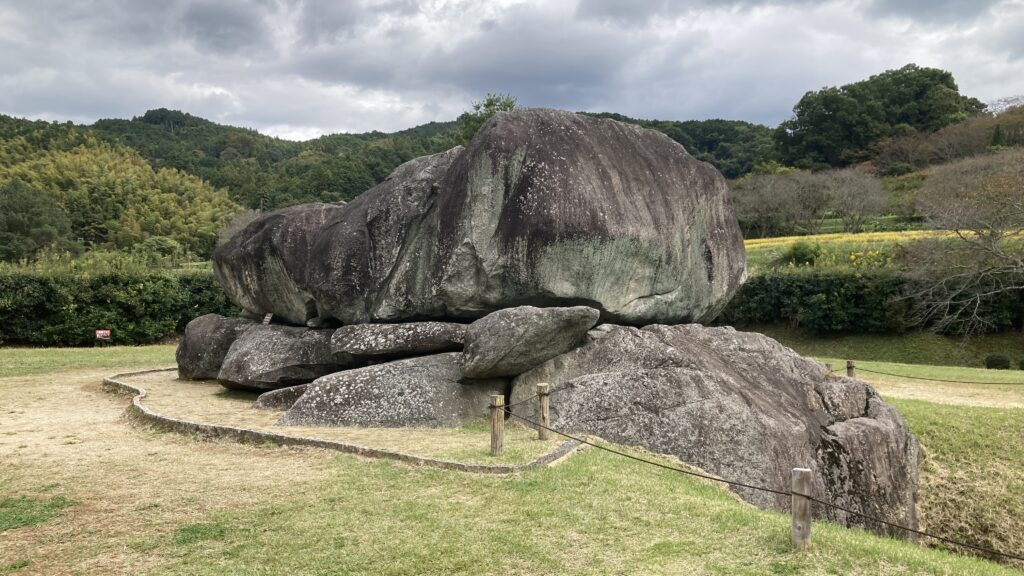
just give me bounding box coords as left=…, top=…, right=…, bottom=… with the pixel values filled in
left=854, top=366, right=1024, bottom=386
left=502, top=406, right=1024, bottom=563
left=502, top=383, right=568, bottom=410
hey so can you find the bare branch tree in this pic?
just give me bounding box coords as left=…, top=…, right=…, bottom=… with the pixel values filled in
left=906, top=148, right=1024, bottom=334
left=820, top=168, right=890, bottom=233
left=732, top=171, right=828, bottom=238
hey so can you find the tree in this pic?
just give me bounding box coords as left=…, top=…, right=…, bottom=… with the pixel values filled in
left=0, top=179, right=74, bottom=261
left=906, top=149, right=1024, bottom=333
left=731, top=169, right=829, bottom=238
left=454, top=93, right=518, bottom=144
left=775, top=64, right=984, bottom=169
left=991, top=124, right=1005, bottom=148
left=820, top=169, right=890, bottom=232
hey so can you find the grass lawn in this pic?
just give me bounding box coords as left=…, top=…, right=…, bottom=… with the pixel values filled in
left=759, top=324, right=1024, bottom=368
left=0, top=345, right=176, bottom=378
left=2, top=345, right=1023, bottom=574
left=887, top=399, right=1024, bottom=569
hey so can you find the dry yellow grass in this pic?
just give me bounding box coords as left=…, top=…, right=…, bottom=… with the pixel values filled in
left=860, top=374, right=1024, bottom=408
left=0, top=368, right=335, bottom=575
left=124, top=370, right=562, bottom=465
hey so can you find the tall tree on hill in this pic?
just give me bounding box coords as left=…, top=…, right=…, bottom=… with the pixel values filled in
left=775, top=64, right=985, bottom=169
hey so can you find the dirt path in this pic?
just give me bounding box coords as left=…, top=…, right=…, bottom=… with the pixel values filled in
left=0, top=368, right=334, bottom=575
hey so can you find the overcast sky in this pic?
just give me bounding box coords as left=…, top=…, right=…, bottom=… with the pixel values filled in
left=1, top=0, right=1022, bottom=139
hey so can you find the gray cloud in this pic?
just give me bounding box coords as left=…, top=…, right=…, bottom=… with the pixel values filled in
left=866, top=0, right=1006, bottom=22
left=0, top=0, right=1022, bottom=137
left=179, top=0, right=272, bottom=54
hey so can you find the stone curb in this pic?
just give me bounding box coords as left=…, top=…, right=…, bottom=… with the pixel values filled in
left=102, top=368, right=583, bottom=474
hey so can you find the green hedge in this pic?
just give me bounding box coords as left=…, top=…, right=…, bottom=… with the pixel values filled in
left=0, top=269, right=236, bottom=346
left=718, top=268, right=1022, bottom=334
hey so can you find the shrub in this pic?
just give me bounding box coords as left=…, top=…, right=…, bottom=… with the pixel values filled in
left=776, top=241, right=822, bottom=267
left=0, top=267, right=235, bottom=346
left=718, top=267, right=908, bottom=334
left=985, top=354, right=1011, bottom=370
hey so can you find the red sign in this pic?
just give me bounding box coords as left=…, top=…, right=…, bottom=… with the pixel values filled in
left=95, top=329, right=112, bottom=340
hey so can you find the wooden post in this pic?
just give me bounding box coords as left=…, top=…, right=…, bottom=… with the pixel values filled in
left=791, top=468, right=812, bottom=551
left=537, top=383, right=551, bottom=441
left=490, top=394, right=505, bottom=456
left=846, top=360, right=856, bottom=378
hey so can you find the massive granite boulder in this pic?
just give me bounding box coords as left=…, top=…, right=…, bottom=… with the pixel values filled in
left=217, top=325, right=356, bottom=392
left=176, top=314, right=256, bottom=380
left=212, top=109, right=746, bottom=327
left=331, top=322, right=466, bottom=359
left=214, top=203, right=349, bottom=326
left=509, top=324, right=919, bottom=535
left=461, top=305, right=600, bottom=378
left=278, top=353, right=506, bottom=428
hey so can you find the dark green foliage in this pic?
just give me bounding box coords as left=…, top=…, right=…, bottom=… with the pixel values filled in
left=984, top=354, right=1011, bottom=370
left=990, top=124, right=1005, bottom=147
left=453, top=93, right=518, bottom=145
left=719, top=266, right=1023, bottom=335
left=0, top=179, right=75, bottom=261
left=175, top=270, right=238, bottom=332
left=777, top=241, right=822, bottom=266
left=89, top=109, right=458, bottom=211
left=719, top=268, right=909, bottom=334
left=775, top=64, right=985, bottom=169
left=586, top=113, right=776, bottom=178
left=0, top=268, right=235, bottom=346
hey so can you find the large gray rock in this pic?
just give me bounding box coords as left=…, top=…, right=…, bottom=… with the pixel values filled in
left=253, top=384, right=309, bottom=411
left=278, top=353, right=506, bottom=428
left=509, top=324, right=919, bottom=536
left=331, top=322, right=466, bottom=358
left=461, top=305, right=600, bottom=378
left=176, top=314, right=256, bottom=380
left=213, top=203, right=348, bottom=326
left=213, top=109, right=746, bottom=327
left=217, top=325, right=356, bottom=392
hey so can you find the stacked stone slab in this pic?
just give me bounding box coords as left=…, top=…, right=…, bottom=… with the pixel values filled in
left=176, top=314, right=256, bottom=380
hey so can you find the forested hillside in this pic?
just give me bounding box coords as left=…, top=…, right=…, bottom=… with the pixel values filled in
left=91, top=109, right=457, bottom=210
left=0, top=116, right=240, bottom=259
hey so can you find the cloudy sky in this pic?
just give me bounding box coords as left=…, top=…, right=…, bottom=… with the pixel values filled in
left=1, top=0, right=1022, bottom=139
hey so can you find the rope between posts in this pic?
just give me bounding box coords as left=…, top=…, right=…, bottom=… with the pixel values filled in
left=854, top=366, right=1024, bottom=386
left=500, top=406, right=1024, bottom=563
left=502, top=383, right=568, bottom=410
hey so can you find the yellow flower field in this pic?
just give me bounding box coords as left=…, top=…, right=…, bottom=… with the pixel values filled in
left=744, top=230, right=944, bottom=250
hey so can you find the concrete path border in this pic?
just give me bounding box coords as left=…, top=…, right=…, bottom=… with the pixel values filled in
left=103, top=368, right=583, bottom=474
